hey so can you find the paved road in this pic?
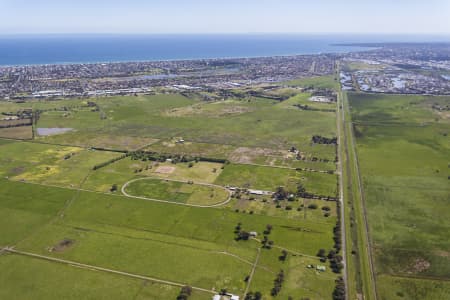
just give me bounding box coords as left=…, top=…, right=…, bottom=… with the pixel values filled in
left=121, top=176, right=232, bottom=208
left=337, top=87, right=349, bottom=300
left=3, top=247, right=215, bottom=294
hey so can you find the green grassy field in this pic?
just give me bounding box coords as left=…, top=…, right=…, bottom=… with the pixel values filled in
left=248, top=250, right=337, bottom=299
left=34, top=94, right=335, bottom=149
left=0, top=89, right=341, bottom=299
left=342, top=61, right=387, bottom=72
left=0, top=254, right=146, bottom=300
left=226, top=194, right=337, bottom=223
left=0, top=179, right=75, bottom=246
left=0, top=253, right=209, bottom=300
left=341, top=91, right=376, bottom=300
left=83, top=159, right=225, bottom=194
left=0, top=99, right=88, bottom=119
left=348, top=92, right=450, bottom=299
left=278, top=92, right=337, bottom=111
left=215, top=163, right=338, bottom=197
left=15, top=222, right=253, bottom=294
left=146, top=139, right=235, bottom=159
left=284, top=75, right=340, bottom=90
left=0, top=178, right=338, bottom=298
left=124, top=177, right=229, bottom=205
left=0, top=141, right=120, bottom=188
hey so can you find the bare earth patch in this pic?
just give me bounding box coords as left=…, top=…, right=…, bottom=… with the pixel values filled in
left=408, top=258, right=431, bottom=274
left=434, top=250, right=450, bottom=258
left=164, top=103, right=254, bottom=118
left=218, top=105, right=254, bottom=116
left=228, top=147, right=282, bottom=164
left=9, top=166, right=26, bottom=175
left=90, top=135, right=159, bottom=150
left=0, top=126, right=33, bottom=139
left=155, top=166, right=176, bottom=174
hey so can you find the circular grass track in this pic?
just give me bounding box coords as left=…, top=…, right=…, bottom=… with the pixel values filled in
left=122, top=177, right=230, bottom=207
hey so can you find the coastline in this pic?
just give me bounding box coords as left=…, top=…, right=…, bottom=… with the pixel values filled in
left=0, top=49, right=374, bottom=68
left=0, top=34, right=378, bottom=67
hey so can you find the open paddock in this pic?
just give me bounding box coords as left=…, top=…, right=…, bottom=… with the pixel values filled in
left=122, top=177, right=230, bottom=206
left=348, top=92, right=450, bottom=298
left=215, top=163, right=338, bottom=197
left=0, top=126, right=33, bottom=139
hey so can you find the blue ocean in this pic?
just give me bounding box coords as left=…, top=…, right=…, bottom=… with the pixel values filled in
left=0, top=34, right=445, bottom=66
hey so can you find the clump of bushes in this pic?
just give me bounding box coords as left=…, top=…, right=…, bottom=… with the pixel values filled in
left=177, top=286, right=192, bottom=300
left=308, top=203, right=318, bottom=209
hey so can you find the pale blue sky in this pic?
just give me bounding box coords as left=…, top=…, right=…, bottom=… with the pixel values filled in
left=1, top=0, right=449, bottom=34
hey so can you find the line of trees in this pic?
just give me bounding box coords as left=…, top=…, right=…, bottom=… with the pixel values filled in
left=130, top=150, right=228, bottom=164
left=244, top=291, right=262, bottom=300
left=271, top=270, right=285, bottom=296
left=33, top=110, right=41, bottom=125
left=294, top=104, right=336, bottom=112
left=295, top=183, right=338, bottom=201
left=334, top=190, right=343, bottom=253
left=333, top=277, right=345, bottom=300
left=295, top=167, right=334, bottom=174
left=92, top=153, right=129, bottom=170
left=90, top=147, right=128, bottom=153
left=297, top=156, right=335, bottom=163
left=0, top=121, right=32, bottom=129
left=272, top=184, right=337, bottom=211
left=312, top=135, right=338, bottom=145
left=91, top=149, right=229, bottom=172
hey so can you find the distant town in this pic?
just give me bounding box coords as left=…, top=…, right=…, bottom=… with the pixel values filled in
left=0, top=43, right=449, bottom=101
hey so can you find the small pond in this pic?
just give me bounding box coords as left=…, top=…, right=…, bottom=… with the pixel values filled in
left=37, top=128, right=73, bottom=136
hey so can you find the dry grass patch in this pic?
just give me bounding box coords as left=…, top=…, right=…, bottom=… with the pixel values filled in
left=228, top=147, right=283, bottom=164
left=50, top=239, right=75, bottom=253
left=0, top=126, right=33, bottom=139
left=155, top=165, right=176, bottom=174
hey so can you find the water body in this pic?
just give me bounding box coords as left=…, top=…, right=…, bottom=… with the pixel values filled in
left=0, top=34, right=446, bottom=66
left=0, top=34, right=374, bottom=66
left=37, top=128, right=73, bottom=136
left=139, top=74, right=180, bottom=80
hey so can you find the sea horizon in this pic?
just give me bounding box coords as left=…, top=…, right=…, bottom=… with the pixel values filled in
left=0, top=33, right=448, bottom=66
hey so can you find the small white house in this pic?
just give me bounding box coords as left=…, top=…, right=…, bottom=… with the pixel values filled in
left=248, top=189, right=273, bottom=196
left=316, top=265, right=326, bottom=272
left=212, top=294, right=240, bottom=300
